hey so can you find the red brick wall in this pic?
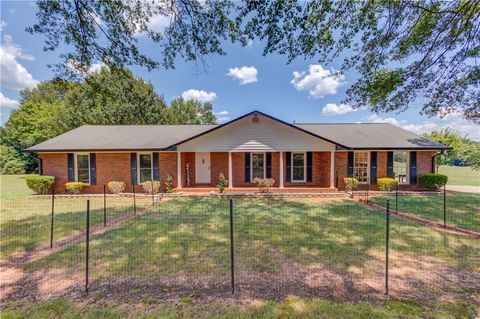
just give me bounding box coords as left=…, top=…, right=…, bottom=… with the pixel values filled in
left=160, top=152, right=178, bottom=189
left=210, top=152, right=229, bottom=187
left=39, top=153, right=68, bottom=193
left=334, top=152, right=348, bottom=190
left=377, top=152, right=388, bottom=178
left=284, top=152, right=330, bottom=187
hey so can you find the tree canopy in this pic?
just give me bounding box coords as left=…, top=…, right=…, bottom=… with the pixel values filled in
left=1, top=67, right=216, bottom=172
left=29, top=0, right=479, bottom=122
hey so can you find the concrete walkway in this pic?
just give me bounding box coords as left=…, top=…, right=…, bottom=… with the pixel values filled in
left=446, top=185, right=480, bottom=194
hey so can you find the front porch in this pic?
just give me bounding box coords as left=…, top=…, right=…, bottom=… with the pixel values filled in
left=176, top=151, right=337, bottom=191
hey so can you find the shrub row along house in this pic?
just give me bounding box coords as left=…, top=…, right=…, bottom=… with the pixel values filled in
left=26, top=111, right=450, bottom=193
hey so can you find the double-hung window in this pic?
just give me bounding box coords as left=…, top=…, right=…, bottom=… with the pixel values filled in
left=251, top=153, right=265, bottom=181
left=354, top=152, right=369, bottom=183
left=291, top=152, right=306, bottom=182
left=138, top=153, right=153, bottom=183
left=393, top=151, right=408, bottom=184
left=75, top=154, right=90, bottom=184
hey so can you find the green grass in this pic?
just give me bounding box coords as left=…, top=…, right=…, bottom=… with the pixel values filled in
left=1, top=297, right=477, bottom=319
left=370, top=191, right=480, bottom=232
left=28, top=197, right=479, bottom=283
left=438, top=165, right=480, bottom=187
left=0, top=175, right=150, bottom=259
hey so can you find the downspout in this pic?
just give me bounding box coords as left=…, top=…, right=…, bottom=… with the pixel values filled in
left=432, top=150, right=444, bottom=173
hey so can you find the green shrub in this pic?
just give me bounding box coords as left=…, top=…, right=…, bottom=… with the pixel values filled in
left=377, top=177, right=398, bottom=191
left=107, top=181, right=125, bottom=194
left=343, top=177, right=359, bottom=193
left=25, top=175, right=55, bottom=194
left=217, top=173, right=228, bottom=193
left=164, top=174, right=174, bottom=193
left=420, top=173, right=448, bottom=191
left=253, top=177, right=276, bottom=193
left=142, top=180, right=161, bottom=194
left=0, top=145, right=25, bottom=174
left=65, top=182, right=85, bottom=194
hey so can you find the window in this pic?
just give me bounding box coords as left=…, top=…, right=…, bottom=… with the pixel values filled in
left=251, top=153, right=265, bottom=180
left=76, top=154, right=90, bottom=184
left=393, top=151, right=408, bottom=184
left=138, top=153, right=153, bottom=183
left=292, top=152, right=306, bottom=182
left=354, top=152, right=369, bottom=183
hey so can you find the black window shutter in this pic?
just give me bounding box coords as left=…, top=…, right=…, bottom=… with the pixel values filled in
left=286, top=152, right=291, bottom=182
left=89, top=153, right=96, bottom=185
left=38, top=157, right=43, bottom=175
left=266, top=152, right=272, bottom=178
left=130, top=153, right=137, bottom=185
left=306, top=152, right=313, bottom=182
left=67, top=153, right=74, bottom=182
left=370, top=152, right=377, bottom=184
left=387, top=151, right=394, bottom=177
left=347, top=151, right=354, bottom=177
left=244, top=152, right=251, bottom=182
left=153, top=152, right=159, bottom=180
left=410, top=151, right=417, bottom=184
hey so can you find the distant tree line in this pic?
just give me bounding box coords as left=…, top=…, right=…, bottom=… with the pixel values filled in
left=424, top=128, right=480, bottom=171
left=0, top=67, right=216, bottom=174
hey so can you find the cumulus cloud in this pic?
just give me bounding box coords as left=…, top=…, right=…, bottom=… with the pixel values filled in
left=0, top=21, right=6, bottom=31
left=66, top=60, right=106, bottom=76
left=0, top=92, right=19, bottom=108
left=0, top=34, right=38, bottom=91
left=227, top=66, right=258, bottom=85
left=215, top=110, right=230, bottom=123
left=181, top=89, right=217, bottom=102
left=368, top=113, right=480, bottom=140
left=291, top=64, right=344, bottom=98
left=322, top=103, right=357, bottom=116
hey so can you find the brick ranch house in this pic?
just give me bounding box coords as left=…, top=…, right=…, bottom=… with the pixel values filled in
left=26, top=111, right=450, bottom=193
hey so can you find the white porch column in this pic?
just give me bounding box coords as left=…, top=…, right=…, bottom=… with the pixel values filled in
left=279, top=151, right=284, bottom=189
left=177, top=151, right=182, bottom=189
left=228, top=151, right=233, bottom=188
left=330, top=151, right=335, bottom=188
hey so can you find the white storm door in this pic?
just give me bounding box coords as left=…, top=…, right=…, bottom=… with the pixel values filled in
left=195, top=152, right=211, bottom=184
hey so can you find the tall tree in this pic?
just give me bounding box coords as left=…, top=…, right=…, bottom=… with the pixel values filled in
left=168, top=97, right=216, bottom=124
left=29, top=0, right=480, bottom=123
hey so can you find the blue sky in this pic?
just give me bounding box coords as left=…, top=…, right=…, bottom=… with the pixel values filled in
left=1, top=1, right=478, bottom=139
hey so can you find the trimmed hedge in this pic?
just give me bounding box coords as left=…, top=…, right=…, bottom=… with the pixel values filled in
left=25, top=175, right=55, bottom=194
left=108, top=181, right=125, bottom=194
left=142, top=180, right=161, bottom=194
left=377, top=177, right=398, bottom=191
left=343, top=177, right=359, bottom=193
left=419, top=174, right=448, bottom=191
left=65, top=182, right=85, bottom=194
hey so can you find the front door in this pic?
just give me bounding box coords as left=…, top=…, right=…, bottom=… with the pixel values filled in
left=195, top=152, right=211, bottom=184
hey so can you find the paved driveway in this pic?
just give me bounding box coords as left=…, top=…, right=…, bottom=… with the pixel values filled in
left=446, top=185, right=480, bottom=194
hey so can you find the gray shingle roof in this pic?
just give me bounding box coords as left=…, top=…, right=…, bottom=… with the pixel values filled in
left=26, top=115, right=450, bottom=152
left=296, top=123, right=450, bottom=150
left=26, top=125, right=217, bottom=151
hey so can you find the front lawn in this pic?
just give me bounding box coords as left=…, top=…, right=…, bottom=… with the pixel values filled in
left=370, top=191, right=480, bottom=232
left=438, top=165, right=480, bottom=187
left=0, top=175, right=150, bottom=260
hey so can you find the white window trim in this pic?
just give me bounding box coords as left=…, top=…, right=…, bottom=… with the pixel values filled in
left=250, top=152, right=266, bottom=182
left=137, top=152, right=153, bottom=183
left=291, top=152, right=307, bottom=182
left=354, top=151, right=370, bottom=184
left=74, top=153, right=91, bottom=185
left=393, top=150, right=410, bottom=184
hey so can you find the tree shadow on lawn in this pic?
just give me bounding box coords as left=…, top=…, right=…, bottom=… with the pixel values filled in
left=4, top=197, right=479, bottom=303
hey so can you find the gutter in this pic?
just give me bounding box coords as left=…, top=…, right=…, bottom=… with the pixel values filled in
left=432, top=150, right=445, bottom=173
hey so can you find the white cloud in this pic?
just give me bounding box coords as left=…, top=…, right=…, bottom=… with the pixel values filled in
left=181, top=89, right=217, bottom=102
left=322, top=103, right=357, bottom=116
left=227, top=66, right=258, bottom=85
left=291, top=64, right=344, bottom=98
left=0, top=21, right=6, bottom=31
left=0, top=92, right=19, bottom=108
left=215, top=110, right=230, bottom=123
left=368, top=113, right=480, bottom=140
left=148, top=14, right=171, bottom=33
left=66, top=60, right=106, bottom=76
left=0, top=35, right=38, bottom=91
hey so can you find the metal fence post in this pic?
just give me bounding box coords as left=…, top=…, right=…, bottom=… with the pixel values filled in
left=366, top=183, right=369, bottom=204
left=443, top=184, right=446, bottom=228
left=151, top=181, right=155, bottom=206
left=85, top=199, right=90, bottom=293
left=395, top=183, right=398, bottom=213
left=385, top=199, right=390, bottom=297
left=229, top=198, right=235, bottom=294
left=50, top=188, right=55, bottom=248
left=133, top=183, right=136, bottom=214
left=103, top=184, right=107, bottom=226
